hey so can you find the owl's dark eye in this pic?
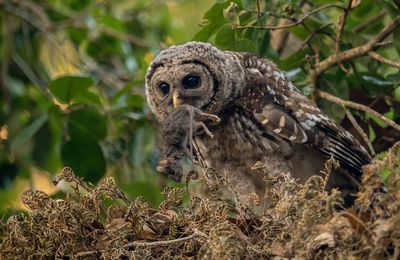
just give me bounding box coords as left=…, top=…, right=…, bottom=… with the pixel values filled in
left=159, top=82, right=170, bottom=96
left=182, top=74, right=201, bottom=89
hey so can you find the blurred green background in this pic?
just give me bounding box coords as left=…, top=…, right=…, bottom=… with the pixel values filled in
left=0, top=0, right=399, bottom=215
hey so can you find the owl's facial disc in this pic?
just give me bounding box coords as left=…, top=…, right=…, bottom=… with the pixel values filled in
left=150, top=61, right=217, bottom=113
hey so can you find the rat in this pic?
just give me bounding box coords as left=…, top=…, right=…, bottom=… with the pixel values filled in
left=157, top=105, right=220, bottom=181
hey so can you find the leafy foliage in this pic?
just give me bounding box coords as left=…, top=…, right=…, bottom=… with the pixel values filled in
left=0, top=0, right=399, bottom=218
left=0, top=0, right=212, bottom=211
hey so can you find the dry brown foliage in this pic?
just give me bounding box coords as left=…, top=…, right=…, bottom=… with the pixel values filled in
left=1, top=143, right=399, bottom=259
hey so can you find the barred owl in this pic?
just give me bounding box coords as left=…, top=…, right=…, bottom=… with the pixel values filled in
left=145, top=42, right=371, bottom=205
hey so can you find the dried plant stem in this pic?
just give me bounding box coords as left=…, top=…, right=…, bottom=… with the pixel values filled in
left=124, top=229, right=206, bottom=248
left=367, top=51, right=400, bottom=69
left=318, top=91, right=400, bottom=133
left=75, top=229, right=206, bottom=259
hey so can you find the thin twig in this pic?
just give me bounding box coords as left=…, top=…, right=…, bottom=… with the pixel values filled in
left=345, top=110, right=375, bottom=156
left=75, top=229, right=206, bottom=258
left=302, top=23, right=321, bottom=65
left=94, top=26, right=150, bottom=47
left=300, top=23, right=334, bottom=49
left=12, top=54, right=49, bottom=97
left=353, top=10, right=386, bottom=33
left=123, top=229, right=206, bottom=248
left=256, top=0, right=263, bottom=27
left=368, top=51, right=400, bottom=69
left=318, top=91, right=400, bottom=133
left=312, top=16, right=400, bottom=79
left=234, top=4, right=345, bottom=31
left=334, top=0, right=352, bottom=73
left=374, top=41, right=393, bottom=49
left=393, top=0, right=400, bottom=9
left=335, top=0, right=352, bottom=54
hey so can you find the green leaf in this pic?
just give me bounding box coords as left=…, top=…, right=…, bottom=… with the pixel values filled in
left=129, top=125, right=155, bottom=167
left=98, top=15, right=125, bottom=32
left=361, top=75, right=393, bottom=86
left=49, top=76, right=94, bottom=104
left=288, top=16, right=325, bottom=40
left=276, top=49, right=310, bottom=70
left=123, top=181, right=163, bottom=206
left=111, top=93, right=145, bottom=112
left=74, top=90, right=102, bottom=105
left=67, top=27, right=88, bottom=44
left=387, top=73, right=400, bottom=85
left=359, top=73, right=393, bottom=96
left=368, top=125, right=376, bottom=142
left=11, top=114, right=48, bottom=153
left=380, top=167, right=392, bottom=184
left=318, top=72, right=349, bottom=121
left=215, top=24, right=257, bottom=52
left=215, top=24, right=235, bottom=48
left=68, top=108, right=107, bottom=141
left=32, top=121, right=55, bottom=170
left=193, top=0, right=242, bottom=42
left=61, top=137, right=106, bottom=183
left=394, top=86, right=400, bottom=100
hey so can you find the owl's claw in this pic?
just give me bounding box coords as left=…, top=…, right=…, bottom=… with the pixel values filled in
left=193, top=111, right=220, bottom=123
left=196, top=121, right=214, bottom=138
left=181, top=105, right=220, bottom=138
left=181, top=105, right=220, bottom=122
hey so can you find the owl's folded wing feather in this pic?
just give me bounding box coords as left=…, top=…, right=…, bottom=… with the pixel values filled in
left=237, top=54, right=371, bottom=177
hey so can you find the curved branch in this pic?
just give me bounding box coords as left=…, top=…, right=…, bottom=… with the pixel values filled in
left=234, top=4, right=345, bottom=31
left=318, top=91, right=400, bottom=133
left=367, top=51, right=400, bottom=69
left=313, top=16, right=400, bottom=78
left=345, top=110, right=375, bottom=156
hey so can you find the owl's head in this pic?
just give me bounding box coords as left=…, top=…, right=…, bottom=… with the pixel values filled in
left=145, top=42, right=244, bottom=121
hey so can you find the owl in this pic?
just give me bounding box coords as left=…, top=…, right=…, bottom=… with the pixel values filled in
left=145, top=42, right=372, bottom=206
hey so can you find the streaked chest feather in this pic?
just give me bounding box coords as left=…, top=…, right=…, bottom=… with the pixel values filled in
left=193, top=112, right=274, bottom=170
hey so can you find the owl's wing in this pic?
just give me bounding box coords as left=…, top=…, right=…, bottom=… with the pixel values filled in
left=236, top=53, right=371, bottom=176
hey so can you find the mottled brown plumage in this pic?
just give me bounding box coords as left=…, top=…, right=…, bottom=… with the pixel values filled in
left=146, top=42, right=372, bottom=206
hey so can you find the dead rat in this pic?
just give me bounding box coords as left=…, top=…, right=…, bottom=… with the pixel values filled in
left=157, top=105, right=220, bottom=181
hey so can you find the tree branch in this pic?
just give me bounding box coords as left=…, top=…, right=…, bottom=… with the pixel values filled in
left=367, top=51, right=400, bottom=69
left=393, top=0, right=400, bottom=9
left=312, top=16, right=400, bottom=79
left=352, top=10, right=386, bottom=33
left=318, top=91, right=400, bottom=133
left=335, top=0, right=352, bottom=54
left=234, top=4, right=345, bottom=31
left=345, top=110, right=375, bottom=156
left=334, top=0, right=352, bottom=74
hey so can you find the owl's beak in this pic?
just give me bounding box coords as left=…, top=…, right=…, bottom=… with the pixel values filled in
left=172, top=92, right=182, bottom=108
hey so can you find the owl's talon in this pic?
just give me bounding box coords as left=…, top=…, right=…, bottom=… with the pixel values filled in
left=197, top=122, right=214, bottom=138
